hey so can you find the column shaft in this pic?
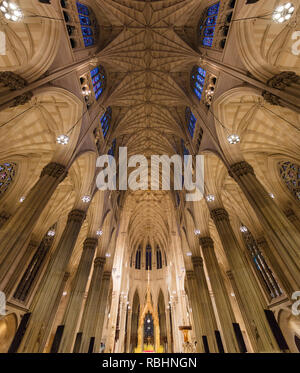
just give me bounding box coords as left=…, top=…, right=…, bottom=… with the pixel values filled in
left=17, top=209, right=86, bottom=352
left=79, top=257, right=106, bottom=352
left=211, top=208, right=280, bottom=352
left=0, top=162, right=67, bottom=289
left=192, top=256, right=219, bottom=352
left=229, top=161, right=300, bottom=295
left=58, top=237, right=98, bottom=353
left=200, top=237, right=240, bottom=352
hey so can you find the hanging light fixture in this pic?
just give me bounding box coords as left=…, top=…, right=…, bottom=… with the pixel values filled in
left=206, top=194, right=215, bottom=202
left=19, top=196, right=25, bottom=203
left=227, top=134, right=240, bottom=144
left=194, top=229, right=201, bottom=235
left=272, top=3, right=295, bottom=23
left=269, top=193, right=275, bottom=199
left=240, top=225, right=248, bottom=233
left=0, top=1, right=23, bottom=21
left=81, top=195, right=91, bottom=203
left=186, top=252, right=192, bottom=257
left=96, top=229, right=103, bottom=236
left=47, top=229, right=56, bottom=237
left=56, top=134, right=69, bottom=145
left=105, top=253, right=111, bottom=257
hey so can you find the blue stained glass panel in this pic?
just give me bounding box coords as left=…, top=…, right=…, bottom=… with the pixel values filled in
left=202, top=37, right=213, bottom=47
left=206, top=16, right=217, bottom=26
left=77, top=2, right=89, bottom=15
left=207, top=2, right=220, bottom=16
left=204, top=27, right=215, bottom=37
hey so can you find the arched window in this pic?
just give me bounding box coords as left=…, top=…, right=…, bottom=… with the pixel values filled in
left=145, top=244, right=152, bottom=270
left=91, top=66, right=106, bottom=100
left=61, top=0, right=98, bottom=50
left=198, top=0, right=235, bottom=50
left=76, top=2, right=95, bottom=47
left=13, top=224, right=57, bottom=303
left=156, top=247, right=162, bottom=269
left=135, top=246, right=141, bottom=269
left=191, top=65, right=217, bottom=107
left=0, top=162, right=16, bottom=196
left=278, top=161, right=300, bottom=201
left=101, top=107, right=112, bottom=139
left=191, top=66, right=206, bottom=101
left=199, top=2, right=220, bottom=47
left=108, top=139, right=116, bottom=157
left=185, top=107, right=197, bottom=139
left=240, top=225, right=282, bottom=299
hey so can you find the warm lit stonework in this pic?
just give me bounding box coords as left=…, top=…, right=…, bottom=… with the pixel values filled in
left=0, top=0, right=299, bottom=355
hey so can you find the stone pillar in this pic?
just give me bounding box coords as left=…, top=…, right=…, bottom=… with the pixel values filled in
left=200, top=237, right=240, bottom=353
left=191, top=256, right=219, bottom=353
left=79, top=256, right=106, bottom=353
left=165, top=308, right=172, bottom=353
left=0, top=162, right=67, bottom=289
left=94, top=271, right=111, bottom=353
left=211, top=208, right=280, bottom=352
left=284, top=208, right=300, bottom=232
left=229, top=161, right=300, bottom=295
left=17, top=209, right=86, bottom=352
left=125, top=308, right=132, bottom=353
left=186, top=270, right=204, bottom=352
left=58, top=237, right=98, bottom=353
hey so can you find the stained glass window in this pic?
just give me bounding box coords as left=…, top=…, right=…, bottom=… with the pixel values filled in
left=279, top=161, right=300, bottom=201
left=91, top=66, right=106, bottom=100
left=185, top=107, right=197, bottom=138
left=200, top=2, right=220, bottom=47
left=101, top=107, right=112, bottom=139
left=76, top=2, right=94, bottom=47
left=156, top=247, right=162, bottom=269
left=0, top=162, right=16, bottom=196
left=181, top=139, right=189, bottom=156
left=241, top=226, right=282, bottom=299
left=191, top=66, right=207, bottom=101
left=146, top=244, right=152, bottom=270
left=135, top=246, right=141, bottom=269
left=108, top=138, right=116, bottom=157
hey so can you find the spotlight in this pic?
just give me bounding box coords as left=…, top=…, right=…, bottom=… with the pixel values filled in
left=0, top=1, right=23, bottom=21
left=227, top=134, right=240, bottom=144
left=206, top=194, right=215, bottom=202
left=273, top=3, right=295, bottom=23
left=82, top=195, right=91, bottom=203
left=56, top=134, right=69, bottom=145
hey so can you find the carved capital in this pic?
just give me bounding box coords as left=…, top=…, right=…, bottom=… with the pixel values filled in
left=191, top=256, right=203, bottom=268
left=262, top=91, right=283, bottom=107
left=67, top=209, right=86, bottom=224
left=10, top=92, right=33, bottom=107
left=40, top=162, right=67, bottom=180
left=0, top=71, right=28, bottom=90
left=210, top=208, right=229, bottom=223
left=229, top=161, right=254, bottom=178
left=83, top=237, right=98, bottom=251
left=199, top=236, right=214, bottom=250
left=186, top=270, right=195, bottom=280
left=94, top=256, right=106, bottom=267
left=267, top=71, right=300, bottom=90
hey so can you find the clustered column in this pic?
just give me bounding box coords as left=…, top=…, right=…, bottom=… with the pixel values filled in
left=210, top=207, right=280, bottom=352
left=17, top=209, right=86, bottom=353
left=78, top=256, right=106, bottom=353
left=0, top=162, right=67, bottom=289
left=199, top=237, right=240, bottom=352
left=229, top=161, right=300, bottom=295
left=191, top=256, right=219, bottom=352
left=58, top=237, right=98, bottom=353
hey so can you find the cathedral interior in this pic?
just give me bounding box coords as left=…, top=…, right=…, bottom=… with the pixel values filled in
left=0, top=0, right=300, bottom=354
